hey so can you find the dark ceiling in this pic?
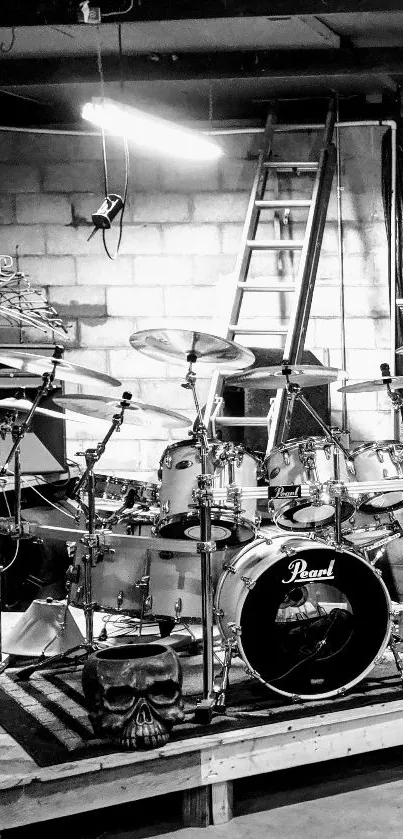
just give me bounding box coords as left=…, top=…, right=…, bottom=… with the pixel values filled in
left=1, top=2, right=403, bottom=125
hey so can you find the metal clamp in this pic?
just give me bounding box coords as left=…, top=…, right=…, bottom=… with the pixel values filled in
left=197, top=540, right=217, bottom=554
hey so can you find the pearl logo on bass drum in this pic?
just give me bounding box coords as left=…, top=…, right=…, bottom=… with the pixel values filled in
left=282, top=557, right=335, bottom=585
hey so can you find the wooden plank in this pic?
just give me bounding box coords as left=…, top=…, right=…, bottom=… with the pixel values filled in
left=0, top=728, right=36, bottom=777
left=211, top=780, right=234, bottom=825
left=2, top=698, right=403, bottom=829
left=182, top=786, right=211, bottom=827
left=0, top=750, right=203, bottom=831
left=201, top=701, right=403, bottom=785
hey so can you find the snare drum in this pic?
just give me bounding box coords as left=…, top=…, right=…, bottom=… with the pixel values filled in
left=264, top=436, right=355, bottom=531
left=156, top=439, right=259, bottom=545
left=352, top=441, right=403, bottom=514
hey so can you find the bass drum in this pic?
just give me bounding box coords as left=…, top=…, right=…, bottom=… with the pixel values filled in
left=215, top=532, right=391, bottom=700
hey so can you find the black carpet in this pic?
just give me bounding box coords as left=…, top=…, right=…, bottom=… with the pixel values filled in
left=0, top=654, right=402, bottom=767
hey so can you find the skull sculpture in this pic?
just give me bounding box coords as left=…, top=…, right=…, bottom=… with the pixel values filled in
left=82, top=643, right=185, bottom=749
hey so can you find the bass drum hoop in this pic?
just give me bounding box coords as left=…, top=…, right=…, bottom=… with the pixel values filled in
left=215, top=535, right=391, bottom=701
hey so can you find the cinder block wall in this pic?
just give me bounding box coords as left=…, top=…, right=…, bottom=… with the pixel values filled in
left=0, top=124, right=392, bottom=480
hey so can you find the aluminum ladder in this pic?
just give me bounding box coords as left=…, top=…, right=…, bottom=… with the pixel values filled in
left=204, top=100, right=337, bottom=449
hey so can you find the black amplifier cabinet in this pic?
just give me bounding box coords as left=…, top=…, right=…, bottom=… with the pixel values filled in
left=0, top=344, right=67, bottom=475
left=221, top=348, right=330, bottom=455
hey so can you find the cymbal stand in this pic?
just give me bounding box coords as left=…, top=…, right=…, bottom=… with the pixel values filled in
left=71, top=391, right=132, bottom=646
left=281, top=361, right=352, bottom=543
left=0, top=346, right=65, bottom=672
left=182, top=354, right=216, bottom=722
left=379, top=363, right=403, bottom=427
left=15, top=391, right=132, bottom=681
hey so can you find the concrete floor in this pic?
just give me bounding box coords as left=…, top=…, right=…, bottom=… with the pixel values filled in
left=162, top=781, right=403, bottom=839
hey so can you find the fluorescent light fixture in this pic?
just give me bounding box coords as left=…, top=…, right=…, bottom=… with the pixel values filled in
left=82, top=98, right=223, bottom=161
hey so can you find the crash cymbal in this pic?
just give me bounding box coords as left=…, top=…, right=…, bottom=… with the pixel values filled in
left=0, top=350, right=121, bottom=388
left=338, top=377, right=403, bottom=393
left=0, top=396, right=91, bottom=423
left=129, top=328, right=255, bottom=369
left=226, top=364, right=346, bottom=390
left=52, top=394, right=192, bottom=428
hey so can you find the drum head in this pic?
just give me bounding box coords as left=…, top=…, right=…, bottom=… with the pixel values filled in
left=358, top=489, right=403, bottom=515
left=238, top=543, right=390, bottom=698
left=156, top=511, right=255, bottom=546
left=274, top=499, right=355, bottom=532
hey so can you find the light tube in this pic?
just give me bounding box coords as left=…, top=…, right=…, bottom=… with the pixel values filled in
left=82, top=98, right=223, bottom=161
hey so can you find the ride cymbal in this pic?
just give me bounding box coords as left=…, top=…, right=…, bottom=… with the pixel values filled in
left=0, top=350, right=121, bottom=387
left=0, top=396, right=86, bottom=422
left=338, top=377, right=403, bottom=393
left=227, top=364, right=346, bottom=390
left=52, top=394, right=192, bottom=428
left=129, top=328, right=255, bottom=369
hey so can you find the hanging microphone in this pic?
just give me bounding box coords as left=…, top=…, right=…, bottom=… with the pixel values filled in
left=87, top=194, right=124, bottom=241
left=380, top=362, right=392, bottom=384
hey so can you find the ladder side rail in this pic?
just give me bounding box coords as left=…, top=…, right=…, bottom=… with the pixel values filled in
left=267, top=103, right=337, bottom=451
left=203, top=111, right=276, bottom=433
left=227, top=111, right=277, bottom=339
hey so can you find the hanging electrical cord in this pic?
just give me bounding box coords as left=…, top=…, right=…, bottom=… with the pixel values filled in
left=95, top=27, right=109, bottom=197
left=92, top=26, right=129, bottom=260
left=382, top=119, right=403, bottom=374
left=102, top=135, right=129, bottom=261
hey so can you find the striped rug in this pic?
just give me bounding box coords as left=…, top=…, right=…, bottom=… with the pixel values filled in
left=0, top=656, right=402, bottom=767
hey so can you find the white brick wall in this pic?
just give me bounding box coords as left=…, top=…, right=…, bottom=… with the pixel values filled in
left=0, top=123, right=395, bottom=481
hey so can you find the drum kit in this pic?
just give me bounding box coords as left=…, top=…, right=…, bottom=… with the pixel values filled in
left=0, top=334, right=403, bottom=717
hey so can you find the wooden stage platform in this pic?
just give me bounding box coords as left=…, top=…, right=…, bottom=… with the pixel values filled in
left=2, top=688, right=403, bottom=831
left=1, top=602, right=403, bottom=832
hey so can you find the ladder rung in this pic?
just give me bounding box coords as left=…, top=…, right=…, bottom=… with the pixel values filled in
left=237, top=283, right=295, bottom=291
left=229, top=326, right=289, bottom=335
left=255, top=199, right=312, bottom=209
left=214, top=417, right=269, bottom=427
left=264, top=161, right=319, bottom=171
left=247, top=240, right=304, bottom=250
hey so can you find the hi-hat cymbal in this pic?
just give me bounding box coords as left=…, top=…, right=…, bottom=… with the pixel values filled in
left=52, top=394, right=192, bottom=428
left=129, top=328, right=255, bottom=369
left=0, top=396, right=85, bottom=422
left=338, top=377, right=403, bottom=393
left=226, top=364, right=346, bottom=390
left=0, top=350, right=121, bottom=388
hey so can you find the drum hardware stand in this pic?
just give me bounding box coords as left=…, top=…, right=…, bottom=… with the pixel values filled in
left=0, top=347, right=67, bottom=674
left=16, top=392, right=133, bottom=680
left=281, top=360, right=355, bottom=545
left=182, top=353, right=217, bottom=722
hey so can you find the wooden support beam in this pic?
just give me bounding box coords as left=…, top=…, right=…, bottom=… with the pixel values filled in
left=182, top=785, right=211, bottom=827
left=211, top=780, right=234, bottom=825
